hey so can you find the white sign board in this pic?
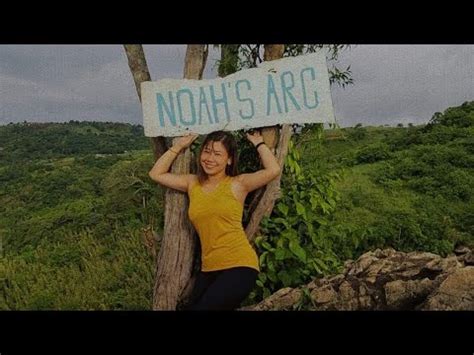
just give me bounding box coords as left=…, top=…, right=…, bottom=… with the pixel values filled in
left=141, top=52, right=335, bottom=137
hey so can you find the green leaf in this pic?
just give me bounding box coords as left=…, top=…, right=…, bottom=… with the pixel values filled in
left=273, top=217, right=289, bottom=227
left=277, top=204, right=289, bottom=216
left=295, top=164, right=301, bottom=175
left=320, top=200, right=331, bottom=214
left=313, top=257, right=329, bottom=272
left=282, top=228, right=298, bottom=241
left=314, top=216, right=328, bottom=225
left=310, top=195, right=320, bottom=209
left=327, top=197, right=336, bottom=207
left=258, top=273, right=267, bottom=283
left=278, top=270, right=292, bottom=287
left=267, top=271, right=278, bottom=283
left=276, top=237, right=285, bottom=249
left=289, top=240, right=306, bottom=263
left=295, top=201, right=306, bottom=216
left=262, top=241, right=273, bottom=251
left=267, top=260, right=275, bottom=272
left=311, top=260, right=323, bottom=274
left=275, top=248, right=285, bottom=260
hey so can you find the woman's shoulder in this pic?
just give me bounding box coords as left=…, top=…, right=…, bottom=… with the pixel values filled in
left=230, top=174, right=246, bottom=190
left=232, top=174, right=246, bottom=184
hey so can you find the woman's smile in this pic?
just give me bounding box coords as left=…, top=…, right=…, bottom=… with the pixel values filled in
left=203, top=162, right=216, bottom=169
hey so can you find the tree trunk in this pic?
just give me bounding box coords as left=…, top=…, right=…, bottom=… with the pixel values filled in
left=263, top=44, right=285, bottom=62
left=123, top=45, right=167, bottom=160
left=244, top=44, right=293, bottom=242
left=152, top=45, right=208, bottom=310
left=260, top=44, right=285, bottom=153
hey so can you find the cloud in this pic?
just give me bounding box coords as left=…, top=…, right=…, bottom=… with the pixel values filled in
left=143, top=44, right=220, bottom=80
left=0, top=46, right=142, bottom=123
left=0, top=45, right=222, bottom=124
left=0, top=45, right=472, bottom=127
left=331, top=45, right=474, bottom=127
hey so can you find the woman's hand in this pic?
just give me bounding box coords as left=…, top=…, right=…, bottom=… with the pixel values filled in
left=246, top=129, right=264, bottom=147
left=173, top=133, right=199, bottom=150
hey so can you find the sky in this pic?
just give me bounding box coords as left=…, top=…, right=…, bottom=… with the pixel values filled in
left=0, top=45, right=472, bottom=128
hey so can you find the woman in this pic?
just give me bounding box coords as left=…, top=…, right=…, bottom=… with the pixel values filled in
left=148, top=129, right=281, bottom=310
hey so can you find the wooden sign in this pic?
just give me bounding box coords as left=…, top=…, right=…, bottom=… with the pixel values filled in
left=141, top=52, right=335, bottom=137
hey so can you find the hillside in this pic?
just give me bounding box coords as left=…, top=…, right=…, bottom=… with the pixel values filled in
left=1, top=121, right=158, bottom=309
left=300, top=102, right=474, bottom=259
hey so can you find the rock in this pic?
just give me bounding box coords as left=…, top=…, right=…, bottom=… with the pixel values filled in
left=462, top=252, right=474, bottom=266
left=405, top=251, right=441, bottom=260
left=343, top=260, right=354, bottom=273
left=241, top=287, right=302, bottom=311
left=364, top=259, right=395, bottom=283
left=336, top=281, right=359, bottom=310
left=243, top=249, right=474, bottom=311
left=339, top=281, right=356, bottom=299
left=384, top=278, right=434, bottom=309
left=310, top=284, right=337, bottom=304
left=358, top=284, right=374, bottom=309
left=328, top=274, right=345, bottom=285
left=358, top=296, right=373, bottom=309
left=374, top=247, right=398, bottom=258
left=422, top=267, right=474, bottom=310
left=425, top=255, right=462, bottom=273
left=307, top=277, right=330, bottom=291
left=454, top=246, right=470, bottom=255
left=347, top=253, right=378, bottom=276
left=372, top=248, right=383, bottom=257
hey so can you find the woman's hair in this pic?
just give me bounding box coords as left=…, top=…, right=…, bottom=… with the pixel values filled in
left=196, top=130, right=239, bottom=184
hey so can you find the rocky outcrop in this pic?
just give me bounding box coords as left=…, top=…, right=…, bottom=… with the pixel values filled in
left=242, top=247, right=474, bottom=311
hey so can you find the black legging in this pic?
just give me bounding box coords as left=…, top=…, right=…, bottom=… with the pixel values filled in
left=182, top=267, right=258, bottom=310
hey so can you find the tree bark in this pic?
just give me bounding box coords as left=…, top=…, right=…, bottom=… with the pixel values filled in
left=123, top=45, right=167, bottom=160
left=152, top=45, right=208, bottom=310
left=259, top=44, right=285, bottom=153
left=244, top=44, right=294, bottom=242
left=263, top=44, right=285, bottom=62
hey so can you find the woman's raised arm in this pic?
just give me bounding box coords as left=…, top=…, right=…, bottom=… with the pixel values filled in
left=237, top=130, right=281, bottom=193
left=148, top=133, right=199, bottom=192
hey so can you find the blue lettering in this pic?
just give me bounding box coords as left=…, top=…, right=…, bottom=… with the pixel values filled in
left=198, top=87, right=213, bottom=125
left=176, top=88, right=196, bottom=126
left=266, top=75, right=282, bottom=115
left=280, top=71, right=301, bottom=113
left=209, top=83, right=230, bottom=123
left=235, top=80, right=255, bottom=120
left=300, top=67, right=318, bottom=109
left=156, top=92, right=177, bottom=127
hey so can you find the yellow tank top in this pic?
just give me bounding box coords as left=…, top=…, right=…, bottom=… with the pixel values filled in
left=188, top=175, right=260, bottom=272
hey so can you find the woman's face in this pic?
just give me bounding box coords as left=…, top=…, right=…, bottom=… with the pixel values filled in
left=200, top=141, right=231, bottom=175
